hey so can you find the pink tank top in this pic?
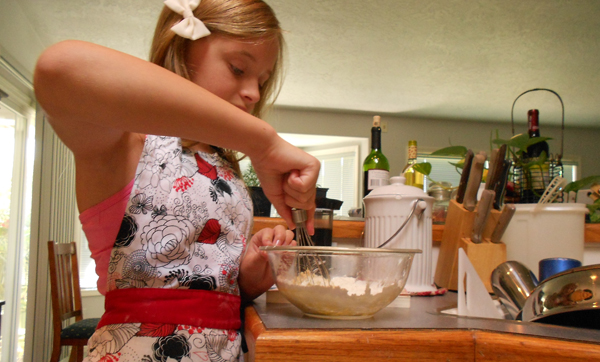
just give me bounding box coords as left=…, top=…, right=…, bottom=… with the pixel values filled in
left=79, top=179, right=134, bottom=295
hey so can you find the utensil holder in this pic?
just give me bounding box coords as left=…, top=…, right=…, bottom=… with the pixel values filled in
left=434, top=199, right=506, bottom=292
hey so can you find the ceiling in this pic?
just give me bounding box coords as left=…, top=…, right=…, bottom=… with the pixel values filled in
left=12, top=0, right=600, bottom=127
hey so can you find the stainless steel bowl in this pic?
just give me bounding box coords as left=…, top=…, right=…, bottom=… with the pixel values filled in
left=491, top=261, right=539, bottom=320
left=260, top=246, right=420, bottom=319
left=521, top=264, right=600, bottom=329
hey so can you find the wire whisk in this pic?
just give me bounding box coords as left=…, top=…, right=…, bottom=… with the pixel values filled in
left=292, top=209, right=330, bottom=284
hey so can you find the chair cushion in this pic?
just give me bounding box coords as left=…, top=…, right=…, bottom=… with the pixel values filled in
left=61, top=318, right=100, bottom=340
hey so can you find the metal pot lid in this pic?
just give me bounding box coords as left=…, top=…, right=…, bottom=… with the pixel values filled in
left=521, top=263, right=600, bottom=329
left=364, top=175, right=432, bottom=199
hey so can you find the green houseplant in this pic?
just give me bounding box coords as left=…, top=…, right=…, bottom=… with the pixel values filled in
left=564, top=176, right=600, bottom=223
left=492, top=132, right=553, bottom=201
left=242, top=164, right=272, bottom=217
left=242, top=164, right=260, bottom=187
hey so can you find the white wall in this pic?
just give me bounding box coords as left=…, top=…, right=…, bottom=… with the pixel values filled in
left=81, top=290, right=105, bottom=319
left=0, top=0, right=45, bottom=79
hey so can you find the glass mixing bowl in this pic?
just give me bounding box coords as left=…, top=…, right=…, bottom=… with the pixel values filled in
left=260, top=246, right=420, bottom=319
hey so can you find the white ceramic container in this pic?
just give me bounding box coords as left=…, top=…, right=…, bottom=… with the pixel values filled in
left=363, top=175, right=436, bottom=292
left=501, top=203, right=588, bottom=277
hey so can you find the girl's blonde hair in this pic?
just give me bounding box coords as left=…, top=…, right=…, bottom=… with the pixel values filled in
left=149, top=0, right=285, bottom=175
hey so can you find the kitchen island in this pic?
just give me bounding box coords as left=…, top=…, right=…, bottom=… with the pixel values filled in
left=244, top=292, right=600, bottom=361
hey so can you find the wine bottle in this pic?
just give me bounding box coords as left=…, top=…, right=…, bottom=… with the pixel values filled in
left=525, top=109, right=550, bottom=159
left=403, top=140, right=424, bottom=190
left=523, top=109, right=550, bottom=201
left=363, top=116, right=390, bottom=197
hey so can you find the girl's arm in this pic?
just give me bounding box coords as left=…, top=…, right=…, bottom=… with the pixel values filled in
left=238, top=225, right=294, bottom=301
left=34, top=40, right=319, bottom=228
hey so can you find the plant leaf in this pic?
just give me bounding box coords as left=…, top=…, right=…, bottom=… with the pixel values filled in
left=588, top=203, right=600, bottom=223
left=493, top=133, right=552, bottom=158
left=564, top=175, right=600, bottom=193
left=492, top=137, right=512, bottom=146
left=523, top=151, right=548, bottom=168
left=526, top=136, right=553, bottom=147
left=413, top=162, right=432, bottom=176
left=430, top=146, right=468, bottom=157
left=507, top=133, right=531, bottom=154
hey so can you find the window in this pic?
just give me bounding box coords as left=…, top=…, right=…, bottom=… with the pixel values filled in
left=417, top=155, right=463, bottom=191
left=239, top=134, right=367, bottom=218
left=307, top=145, right=359, bottom=216
left=0, top=87, right=35, bottom=361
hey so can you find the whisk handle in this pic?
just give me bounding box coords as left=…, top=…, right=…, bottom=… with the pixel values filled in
left=292, top=208, right=308, bottom=224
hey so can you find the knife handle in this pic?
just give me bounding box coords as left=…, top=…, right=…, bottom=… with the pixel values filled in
left=485, top=148, right=498, bottom=190
left=471, top=189, right=495, bottom=244
left=493, top=159, right=511, bottom=210
left=491, top=204, right=516, bottom=243
left=463, top=154, right=486, bottom=212
left=456, top=149, right=474, bottom=204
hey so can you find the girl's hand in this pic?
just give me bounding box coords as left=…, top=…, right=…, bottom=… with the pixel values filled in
left=238, top=225, right=295, bottom=301
left=249, top=137, right=321, bottom=233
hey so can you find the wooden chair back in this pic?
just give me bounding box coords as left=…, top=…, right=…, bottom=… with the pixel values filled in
left=47, top=241, right=91, bottom=362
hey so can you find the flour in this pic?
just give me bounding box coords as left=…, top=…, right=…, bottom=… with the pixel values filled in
left=277, top=271, right=400, bottom=318
left=290, top=273, right=383, bottom=296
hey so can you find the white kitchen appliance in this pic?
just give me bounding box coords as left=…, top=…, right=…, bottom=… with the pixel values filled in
left=363, top=175, right=436, bottom=293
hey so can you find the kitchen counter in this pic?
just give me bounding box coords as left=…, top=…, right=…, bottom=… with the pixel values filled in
left=244, top=292, right=600, bottom=361
left=253, top=217, right=600, bottom=244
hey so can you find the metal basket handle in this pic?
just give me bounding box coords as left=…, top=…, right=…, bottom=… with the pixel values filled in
left=378, top=199, right=427, bottom=249
left=510, top=88, right=565, bottom=163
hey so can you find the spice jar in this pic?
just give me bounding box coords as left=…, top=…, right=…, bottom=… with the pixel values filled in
left=428, top=182, right=452, bottom=224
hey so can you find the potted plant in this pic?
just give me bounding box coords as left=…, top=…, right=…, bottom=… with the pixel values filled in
left=491, top=132, right=554, bottom=203
left=564, top=176, right=600, bottom=223
left=242, top=165, right=272, bottom=217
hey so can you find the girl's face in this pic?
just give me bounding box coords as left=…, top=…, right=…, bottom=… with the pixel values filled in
left=186, top=35, right=279, bottom=114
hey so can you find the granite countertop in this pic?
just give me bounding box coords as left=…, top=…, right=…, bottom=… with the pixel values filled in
left=249, top=291, right=600, bottom=344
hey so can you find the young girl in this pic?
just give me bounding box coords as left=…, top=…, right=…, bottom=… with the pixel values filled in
left=34, top=0, right=320, bottom=360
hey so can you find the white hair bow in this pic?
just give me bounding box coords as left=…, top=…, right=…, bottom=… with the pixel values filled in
left=164, top=0, right=211, bottom=40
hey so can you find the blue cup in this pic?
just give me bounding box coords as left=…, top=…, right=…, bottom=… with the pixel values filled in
left=538, top=257, right=582, bottom=282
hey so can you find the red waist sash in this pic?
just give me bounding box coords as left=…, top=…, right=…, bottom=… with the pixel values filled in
left=97, top=288, right=241, bottom=330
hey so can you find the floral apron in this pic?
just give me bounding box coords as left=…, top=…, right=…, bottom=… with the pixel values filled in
left=84, top=135, right=252, bottom=362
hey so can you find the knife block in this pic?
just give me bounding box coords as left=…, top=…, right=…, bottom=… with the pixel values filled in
left=457, top=238, right=506, bottom=292
left=434, top=199, right=506, bottom=292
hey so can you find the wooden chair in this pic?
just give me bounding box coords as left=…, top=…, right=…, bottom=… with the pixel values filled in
left=47, top=241, right=100, bottom=362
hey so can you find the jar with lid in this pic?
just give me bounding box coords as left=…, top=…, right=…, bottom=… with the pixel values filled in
left=363, top=175, right=436, bottom=293
left=428, top=182, right=452, bottom=224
